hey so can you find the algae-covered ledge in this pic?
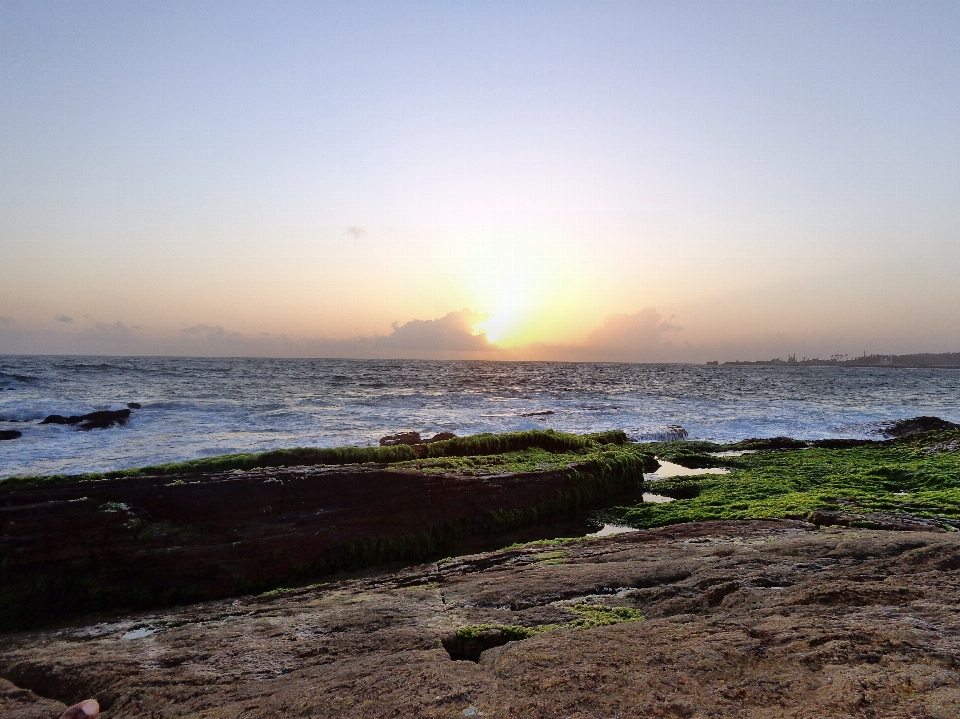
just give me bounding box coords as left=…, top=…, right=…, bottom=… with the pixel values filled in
left=0, top=430, right=655, bottom=631
left=3, top=425, right=960, bottom=632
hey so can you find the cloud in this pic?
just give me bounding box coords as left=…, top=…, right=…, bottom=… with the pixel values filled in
left=0, top=316, right=15, bottom=326
left=345, top=227, right=367, bottom=239
left=502, top=307, right=688, bottom=362
left=382, top=309, right=492, bottom=351
left=585, top=308, right=681, bottom=350
left=55, top=315, right=74, bottom=323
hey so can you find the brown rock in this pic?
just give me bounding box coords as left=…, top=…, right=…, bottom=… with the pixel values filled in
left=2, top=521, right=959, bottom=718
left=379, top=431, right=422, bottom=446
left=424, top=432, right=456, bottom=443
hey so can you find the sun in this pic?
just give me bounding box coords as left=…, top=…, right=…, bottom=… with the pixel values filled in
left=469, top=288, right=532, bottom=345
left=459, top=234, right=583, bottom=347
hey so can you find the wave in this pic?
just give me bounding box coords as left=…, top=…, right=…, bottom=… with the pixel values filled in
left=0, top=372, right=40, bottom=384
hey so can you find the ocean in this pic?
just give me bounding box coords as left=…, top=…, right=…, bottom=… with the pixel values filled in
left=2, top=355, right=960, bottom=478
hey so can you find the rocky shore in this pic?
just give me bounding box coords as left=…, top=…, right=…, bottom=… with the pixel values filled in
left=3, top=424, right=960, bottom=717
left=2, top=520, right=959, bottom=718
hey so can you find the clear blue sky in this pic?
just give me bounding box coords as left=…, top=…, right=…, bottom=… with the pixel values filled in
left=2, top=1, right=959, bottom=359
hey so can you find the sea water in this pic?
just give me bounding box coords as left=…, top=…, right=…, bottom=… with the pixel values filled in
left=2, top=355, right=960, bottom=478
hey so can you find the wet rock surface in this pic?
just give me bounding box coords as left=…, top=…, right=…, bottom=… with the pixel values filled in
left=39, top=409, right=132, bottom=430
left=0, top=430, right=21, bottom=441
left=2, top=520, right=959, bottom=718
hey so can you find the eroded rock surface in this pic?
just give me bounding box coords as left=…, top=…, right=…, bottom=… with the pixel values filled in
left=2, top=520, right=959, bottom=718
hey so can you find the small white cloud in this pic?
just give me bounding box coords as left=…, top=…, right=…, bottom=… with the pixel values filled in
left=345, top=226, right=367, bottom=239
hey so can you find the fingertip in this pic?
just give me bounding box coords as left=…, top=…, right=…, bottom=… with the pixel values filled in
left=60, top=698, right=99, bottom=719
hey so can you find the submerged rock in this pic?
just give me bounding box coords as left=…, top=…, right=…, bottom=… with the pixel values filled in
left=127, top=402, right=142, bottom=409
left=40, top=408, right=131, bottom=430
left=0, top=430, right=21, bottom=441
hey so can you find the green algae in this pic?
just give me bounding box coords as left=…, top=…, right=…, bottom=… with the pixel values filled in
left=604, top=430, right=960, bottom=530
left=504, top=536, right=582, bottom=549
left=455, top=624, right=540, bottom=641
left=566, top=603, right=645, bottom=628
left=452, top=604, right=644, bottom=645
left=0, top=429, right=636, bottom=489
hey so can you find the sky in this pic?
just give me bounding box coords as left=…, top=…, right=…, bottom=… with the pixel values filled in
left=2, top=0, right=959, bottom=361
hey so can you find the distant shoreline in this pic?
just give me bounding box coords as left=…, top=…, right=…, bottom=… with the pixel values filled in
left=712, top=351, right=960, bottom=369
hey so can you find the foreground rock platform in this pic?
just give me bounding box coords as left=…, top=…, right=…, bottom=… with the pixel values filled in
left=2, top=519, right=959, bottom=718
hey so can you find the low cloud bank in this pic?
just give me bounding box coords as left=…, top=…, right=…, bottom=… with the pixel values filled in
left=384, top=309, right=491, bottom=351
left=510, top=308, right=691, bottom=363
left=0, top=309, right=499, bottom=359
left=0, top=305, right=871, bottom=363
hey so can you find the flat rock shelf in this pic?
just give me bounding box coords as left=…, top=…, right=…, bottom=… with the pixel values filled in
left=2, top=520, right=959, bottom=718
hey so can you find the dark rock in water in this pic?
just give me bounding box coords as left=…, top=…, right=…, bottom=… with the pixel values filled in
left=40, top=408, right=131, bottom=430
left=424, top=432, right=456, bottom=443
left=127, top=402, right=142, bottom=409
left=0, top=430, right=21, bottom=441
left=880, top=416, right=959, bottom=438
left=520, top=410, right=554, bottom=417
left=78, top=409, right=131, bottom=430
left=379, top=431, right=422, bottom=447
